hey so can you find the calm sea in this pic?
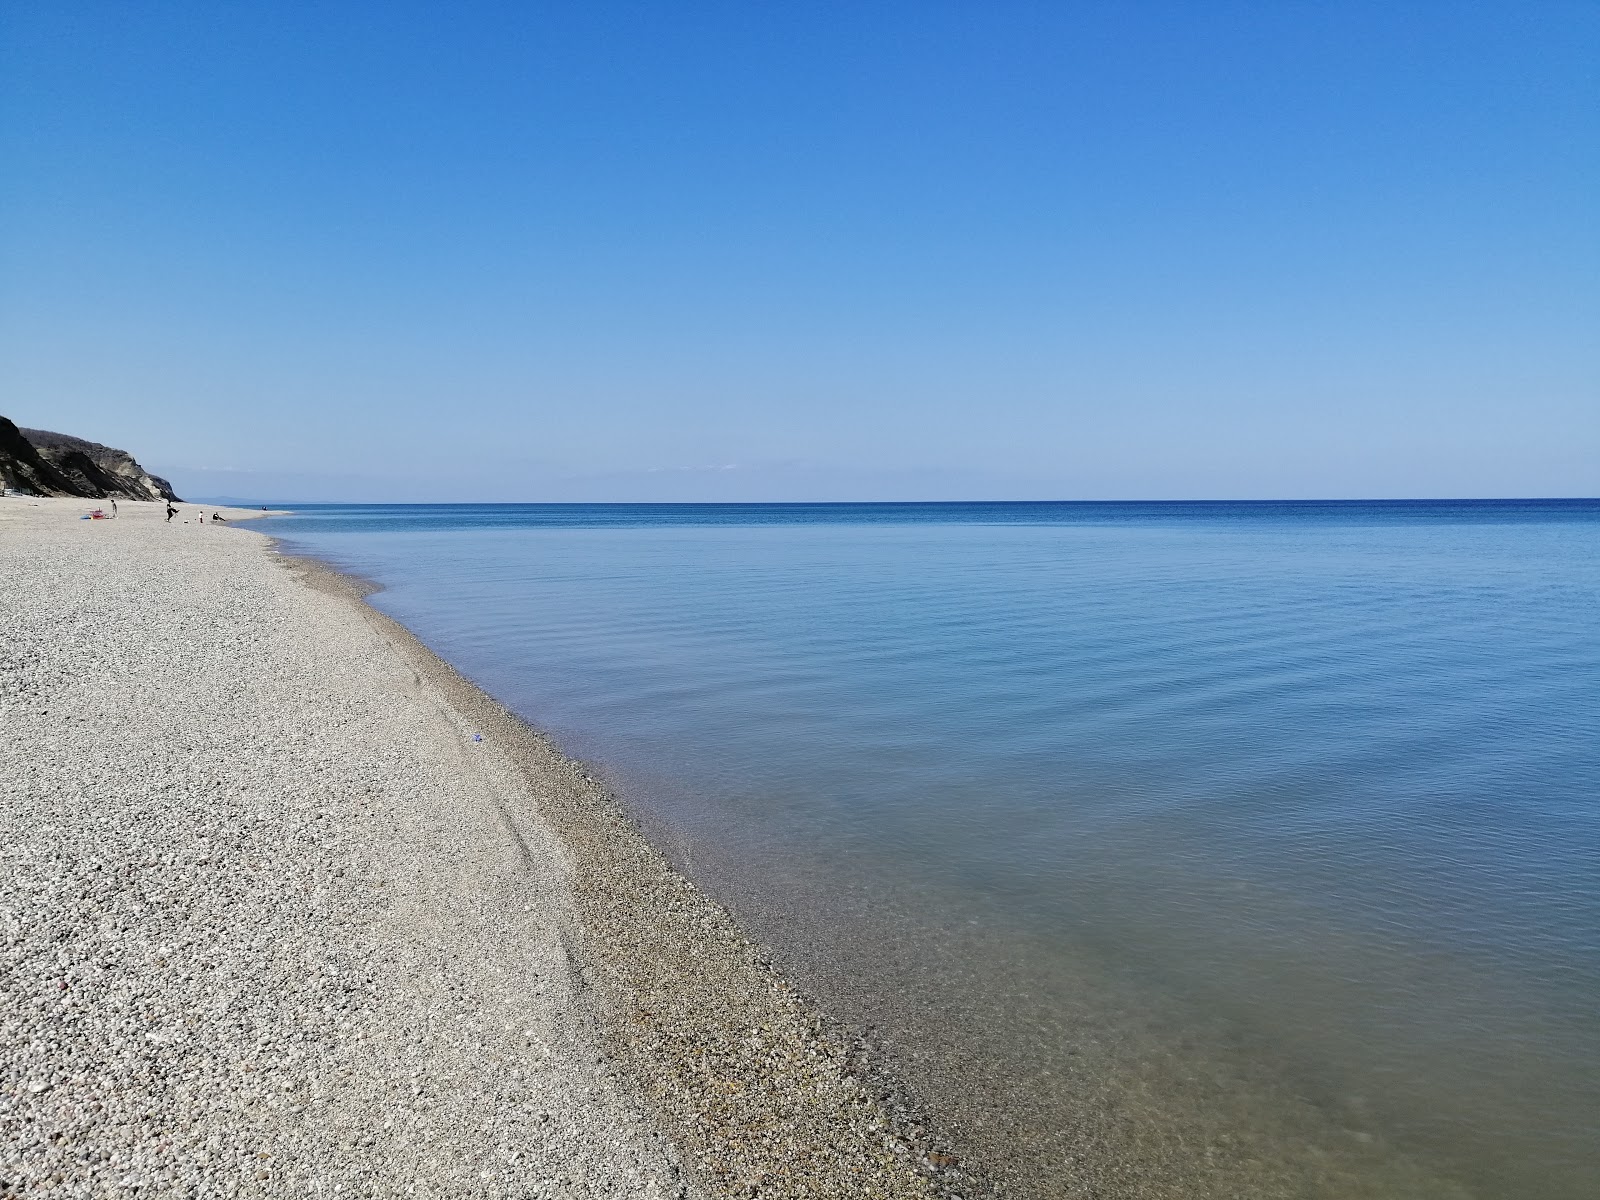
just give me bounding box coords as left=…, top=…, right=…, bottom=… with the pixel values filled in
left=269, top=500, right=1599, bottom=1199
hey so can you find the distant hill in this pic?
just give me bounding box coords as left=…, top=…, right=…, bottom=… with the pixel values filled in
left=0, top=417, right=181, bottom=501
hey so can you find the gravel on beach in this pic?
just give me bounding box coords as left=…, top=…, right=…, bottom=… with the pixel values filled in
left=0, top=499, right=972, bottom=1199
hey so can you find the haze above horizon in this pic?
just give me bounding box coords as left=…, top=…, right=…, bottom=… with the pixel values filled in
left=2, top=2, right=1595, bottom=503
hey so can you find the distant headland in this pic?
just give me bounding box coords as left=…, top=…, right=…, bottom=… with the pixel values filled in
left=0, top=416, right=181, bottom=502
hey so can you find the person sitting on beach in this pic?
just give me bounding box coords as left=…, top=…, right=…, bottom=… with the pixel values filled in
left=210, top=512, right=227, bottom=522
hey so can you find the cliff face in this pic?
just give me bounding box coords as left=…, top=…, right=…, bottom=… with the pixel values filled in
left=0, top=417, right=182, bottom=502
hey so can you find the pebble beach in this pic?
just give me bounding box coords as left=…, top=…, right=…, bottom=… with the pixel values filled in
left=0, top=498, right=971, bottom=1199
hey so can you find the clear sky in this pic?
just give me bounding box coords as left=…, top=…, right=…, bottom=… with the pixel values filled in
left=1, top=2, right=1595, bottom=501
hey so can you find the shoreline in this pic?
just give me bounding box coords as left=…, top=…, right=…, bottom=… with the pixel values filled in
left=252, top=503, right=1503, bottom=1200
left=270, top=547, right=982, bottom=1199
left=1, top=497, right=976, bottom=1198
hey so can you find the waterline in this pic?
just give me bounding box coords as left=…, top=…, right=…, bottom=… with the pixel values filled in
left=273, top=500, right=1600, bottom=1198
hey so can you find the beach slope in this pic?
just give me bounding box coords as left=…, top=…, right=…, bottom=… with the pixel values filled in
left=0, top=498, right=961, bottom=1199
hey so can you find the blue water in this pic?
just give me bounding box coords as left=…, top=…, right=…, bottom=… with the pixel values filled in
left=270, top=500, right=1600, bottom=1198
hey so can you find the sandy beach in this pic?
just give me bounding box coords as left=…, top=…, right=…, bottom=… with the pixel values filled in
left=0, top=498, right=968, bottom=1199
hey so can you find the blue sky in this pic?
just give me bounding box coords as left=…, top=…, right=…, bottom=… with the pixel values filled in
left=1, top=2, right=1595, bottom=501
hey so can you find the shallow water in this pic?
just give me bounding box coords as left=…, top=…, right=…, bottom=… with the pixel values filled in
left=272, top=501, right=1600, bottom=1198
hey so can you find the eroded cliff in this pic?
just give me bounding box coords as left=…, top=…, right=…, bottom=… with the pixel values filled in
left=0, top=417, right=181, bottom=502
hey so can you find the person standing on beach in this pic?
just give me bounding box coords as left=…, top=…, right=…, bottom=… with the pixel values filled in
left=165, top=502, right=177, bottom=521
left=110, top=498, right=117, bottom=517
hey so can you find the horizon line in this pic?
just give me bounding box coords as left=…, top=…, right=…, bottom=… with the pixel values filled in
left=185, top=495, right=1600, bottom=507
